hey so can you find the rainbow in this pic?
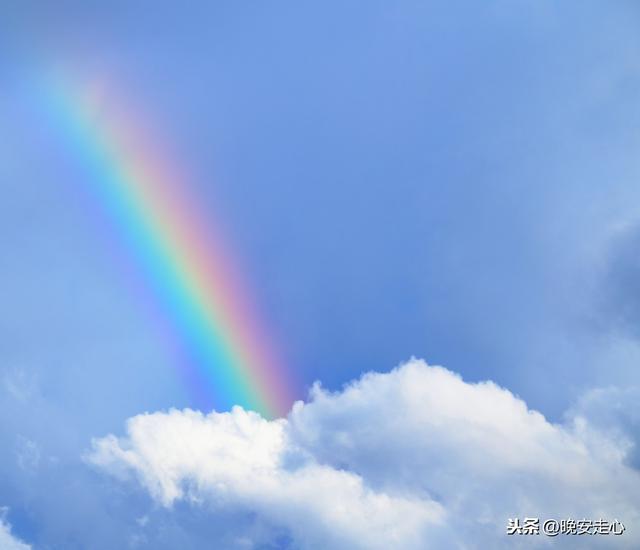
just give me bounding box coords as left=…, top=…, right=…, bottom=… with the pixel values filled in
left=41, top=76, right=293, bottom=418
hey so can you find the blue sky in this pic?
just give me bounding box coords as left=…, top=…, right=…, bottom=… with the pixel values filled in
left=2, top=1, right=640, bottom=548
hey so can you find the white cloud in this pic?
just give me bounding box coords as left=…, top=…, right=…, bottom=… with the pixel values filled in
left=2, top=368, right=37, bottom=403
left=0, top=509, right=31, bottom=550
left=90, top=406, right=440, bottom=549
left=88, top=359, right=640, bottom=549
left=15, top=436, right=40, bottom=473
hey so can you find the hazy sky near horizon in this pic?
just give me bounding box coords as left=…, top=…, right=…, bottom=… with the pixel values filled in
left=2, top=1, right=640, bottom=548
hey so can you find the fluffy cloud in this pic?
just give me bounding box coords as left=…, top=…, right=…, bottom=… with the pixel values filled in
left=88, top=360, right=640, bottom=548
left=90, top=407, right=440, bottom=549
left=0, top=510, right=31, bottom=550
left=568, top=386, right=640, bottom=470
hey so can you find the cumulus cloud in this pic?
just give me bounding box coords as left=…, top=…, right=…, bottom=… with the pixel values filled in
left=568, top=386, right=640, bottom=470
left=0, top=510, right=31, bottom=550
left=89, top=406, right=440, bottom=549
left=88, top=360, right=640, bottom=549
